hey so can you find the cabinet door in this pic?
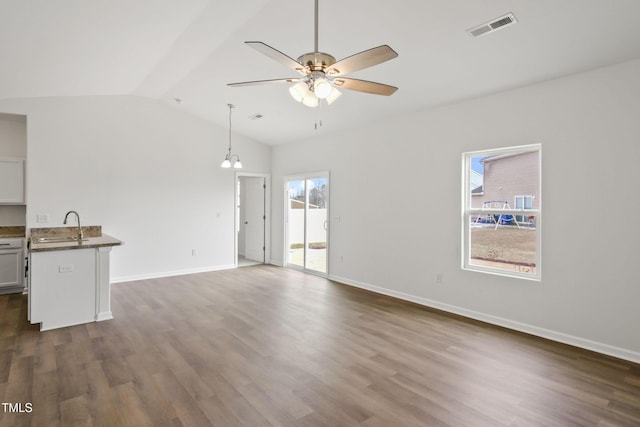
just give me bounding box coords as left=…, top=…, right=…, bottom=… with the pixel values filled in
left=0, top=249, right=22, bottom=287
left=0, top=158, right=24, bottom=204
left=30, top=249, right=96, bottom=330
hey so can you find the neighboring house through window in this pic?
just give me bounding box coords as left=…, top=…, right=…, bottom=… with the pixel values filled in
left=462, top=144, right=541, bottom=280
left=514, top=195, right=534, bottom=223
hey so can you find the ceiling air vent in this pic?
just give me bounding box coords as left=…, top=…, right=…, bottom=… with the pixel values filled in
left=467, top=13, right=517, bottom=37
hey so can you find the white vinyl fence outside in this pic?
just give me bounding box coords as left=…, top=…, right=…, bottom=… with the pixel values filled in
left=287, top=209, right=327, bottom=245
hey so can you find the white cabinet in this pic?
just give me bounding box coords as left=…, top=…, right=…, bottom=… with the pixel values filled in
left=29, top=240, right=118, bottom=331
left=0, top=157, right=25, bottom=204
left=0, top=247, right=23, bottom=288
left=30, top=248, right=96, bottom=331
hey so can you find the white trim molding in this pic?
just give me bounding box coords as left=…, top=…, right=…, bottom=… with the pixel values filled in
left=111, top=264, right=236, bottom=284
left=95, top=246, right=114, bottom=322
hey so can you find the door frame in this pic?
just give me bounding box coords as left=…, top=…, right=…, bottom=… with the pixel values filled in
left=235, top=172, right=271, bottom=267
left=284, top=171, right=330, bottom=277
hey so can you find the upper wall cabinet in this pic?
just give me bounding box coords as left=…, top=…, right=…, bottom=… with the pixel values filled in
left=0, top=157, right=25, bottom=204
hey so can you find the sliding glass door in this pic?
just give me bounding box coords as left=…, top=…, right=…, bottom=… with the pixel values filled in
left=287, top=178, right=306, bottom=269
left=286, top=173, right=329, bottom=275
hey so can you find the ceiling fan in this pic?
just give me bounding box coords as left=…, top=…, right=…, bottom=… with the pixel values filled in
left=228, top=0, right=398, bottom=107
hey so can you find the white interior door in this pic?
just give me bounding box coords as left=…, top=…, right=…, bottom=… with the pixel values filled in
left=244, top=177, right=265, bottom=263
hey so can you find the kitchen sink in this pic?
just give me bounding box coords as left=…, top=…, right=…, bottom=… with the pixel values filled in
left=34, top=236, right=88, bottom=243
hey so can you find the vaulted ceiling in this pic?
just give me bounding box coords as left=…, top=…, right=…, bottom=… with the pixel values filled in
left=2, top=0, right=640, bottom=145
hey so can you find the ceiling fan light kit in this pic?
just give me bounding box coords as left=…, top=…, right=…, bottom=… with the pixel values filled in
left=288, top=73, right=341, bottom=107
left=228, top=0, right=398, bottom=108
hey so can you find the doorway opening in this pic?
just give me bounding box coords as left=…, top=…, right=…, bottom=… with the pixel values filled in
left=285, top=172, right=329, bottom=276
left=235, top=173, right=271, bottom=267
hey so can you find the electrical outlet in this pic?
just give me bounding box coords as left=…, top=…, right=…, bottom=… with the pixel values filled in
left=59, top=264, right=74, bottom=273
left=436, top=273, right=443, bottom=284
left=192, top=249, right=198, bottom=256
left=36, top=214, right=49, bottom=223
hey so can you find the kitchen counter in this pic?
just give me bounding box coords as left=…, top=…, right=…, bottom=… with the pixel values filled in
left=0, top=225, right=26, bottom=238
left=29, top=234, right=123, bottom=252
left=28, top=226, right=123, bottom=331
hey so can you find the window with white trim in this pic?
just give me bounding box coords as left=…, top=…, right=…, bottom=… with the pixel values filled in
left=462, top=144, right=541, bottom=280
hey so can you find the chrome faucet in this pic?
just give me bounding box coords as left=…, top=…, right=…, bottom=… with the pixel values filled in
left=63, top=210, right=83, bottom=240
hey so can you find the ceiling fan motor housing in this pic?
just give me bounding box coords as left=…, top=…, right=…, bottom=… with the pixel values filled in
left=297, top=52, right=337, bottom=72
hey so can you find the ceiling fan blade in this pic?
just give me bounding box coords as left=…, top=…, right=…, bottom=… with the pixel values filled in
left=332, top=77, right=398, bottom=96
left=228, top=78, right=301, bottom=87
left=326, top=45, right=398, bottom=76
left=245, top=41, right=306, bottom=75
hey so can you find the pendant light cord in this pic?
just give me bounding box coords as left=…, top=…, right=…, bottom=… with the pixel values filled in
left=221, top=103, right=241, bottom=168
left=227, top=103, right=234, bottom=156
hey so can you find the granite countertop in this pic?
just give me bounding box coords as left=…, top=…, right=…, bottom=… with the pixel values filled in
left=29, top=233, right=123, bottom=252
left=31, top=225, right=102, bottom=239
left=0, top=226, right=26, bottom=238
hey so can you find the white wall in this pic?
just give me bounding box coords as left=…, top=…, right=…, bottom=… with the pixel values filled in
left=0, top=95, right=271, bottom=280
left=0, top=113, right=27, bottom=157
left=0, top=113, right=27, bottom=225
left=0, top=206, right=26, bottom=226
left=271, top=58, right=640, bottom=362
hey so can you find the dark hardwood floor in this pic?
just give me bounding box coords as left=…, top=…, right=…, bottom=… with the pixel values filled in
left=1, top=265, right=639, bottom=426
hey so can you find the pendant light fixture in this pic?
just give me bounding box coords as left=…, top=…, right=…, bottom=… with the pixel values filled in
left=220, top=103, right=242, bottom=169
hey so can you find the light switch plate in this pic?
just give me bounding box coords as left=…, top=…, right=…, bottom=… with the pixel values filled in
left=36, top=214, right=49, bottom=223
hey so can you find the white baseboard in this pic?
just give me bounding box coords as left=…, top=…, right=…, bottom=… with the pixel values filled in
left=95, top=311, right=113, bottom=322
left=270, top=259, right=284, bottom=267
left=329, top=274, right=640, bottom=364
left=111, top=264, right=236, bottom=284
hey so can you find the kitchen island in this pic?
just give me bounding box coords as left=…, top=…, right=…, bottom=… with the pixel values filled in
left=29, top=228, right=123, bottom=331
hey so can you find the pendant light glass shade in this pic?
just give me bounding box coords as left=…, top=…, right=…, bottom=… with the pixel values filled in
left=302, top=91, right=319, bottom=107
left=313, top=77, right=332, bottom=99
left=326, top=86, right=342, bottom=105
left=221, top=157, right=231, bottom=168
left=289, top=81, right=309, bottom=102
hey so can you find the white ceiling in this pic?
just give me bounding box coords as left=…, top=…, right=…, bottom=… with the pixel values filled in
left=2, top=0, right=640, bottom=145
